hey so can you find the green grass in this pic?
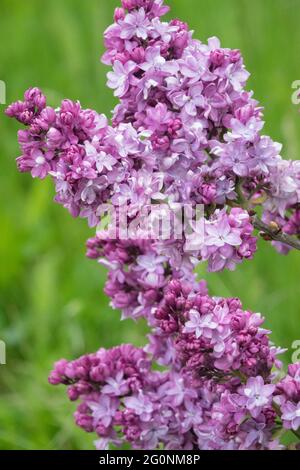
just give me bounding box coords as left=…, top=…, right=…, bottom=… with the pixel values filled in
left=0, top=0, right=300, bottom=450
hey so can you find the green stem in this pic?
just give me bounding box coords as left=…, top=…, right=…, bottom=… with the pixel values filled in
left=291, top=428, right=300, bottom=440
left=231, top=179, right=300, bottom=251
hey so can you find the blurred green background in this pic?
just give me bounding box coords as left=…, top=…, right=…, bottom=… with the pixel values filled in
left=0, top=0, right=300, bottom=450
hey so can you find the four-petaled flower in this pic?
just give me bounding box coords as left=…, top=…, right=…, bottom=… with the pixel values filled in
left=107, top=60, right=136, bottom=97
left=281, top=401, right=300, bottom=431
left=240, top=376, right=275, bottom=418
left=183, top=309, right=218, bottom=339
left=205, top=216, right=242, bottom=248
left=88, top=395, right=119, bottom=428
left=120, top=8, right=150, bottom=40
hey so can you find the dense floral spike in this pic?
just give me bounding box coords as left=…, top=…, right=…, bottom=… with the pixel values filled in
left=102, top=0, right=300, bottom=245
left=154, top=280, right=283, bottom=377
left=6, top=0, right=300, bottom=450
left=7, top=0, right=300, bottom=256
left=49, top=301, right=299, bottom=450
left=86, top=230, right=199, bottom=322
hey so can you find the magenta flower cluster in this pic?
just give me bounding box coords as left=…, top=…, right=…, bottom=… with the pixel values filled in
left=6, top=0, right=300, bottom=450
left=48, top=282, right=294, bottom=450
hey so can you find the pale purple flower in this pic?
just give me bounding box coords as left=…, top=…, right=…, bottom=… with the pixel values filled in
left=80, top=178, right=106, bottom=205
left=107, top=60, right=136, bottom=97
left=225, top=116, right=264, bottom=142
left=102, top=372, right=129, bottom=396
left=140, top=423, right=169, bottom=449
left=94, top=438, right=112, bottom=450
left=21, top=149, right=51, bottom=179
left=110, top=123, right=141, bottom=158
left=241, top=421, right=270, bottom=450
left=221, top=62, right=250, bottom=92
left=240, top=376, right=275, bottom=418
left=94, top=435, right=122, bottom=450
left=88, top=395, right=119, bottom=428
left=85, top=141, right=117, bottom=173
left=119, top=8, right=150, bottom=40
left=212, top=141, right=254, bottom=177
left=171, top=84, right=205, bottom=116
left=159, top=375, right=186, bottom=406
left=144, top=102, right=172, bottom=131
left=205, top=213, right=242, bottom=248
left=181, top=400, right=203, bottom=432
left=179, top=53, right=208, bottom=82
left=151, top=17, right=177, bottom=42
left=249, top=136, right=282, bottom=174
left=183, top=309, right=218, bottom=339
left=124, top=393, right=154, bottom=422
left=264, top=159, right=300, bottom=217
left=140, top=45, right=166, bottom=71
left=136, top=253, right=166, bottom=286
left=281, top=401, right=300, bottom=431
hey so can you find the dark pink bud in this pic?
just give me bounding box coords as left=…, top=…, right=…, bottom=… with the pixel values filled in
left=144, top=288, right=159, bottom=303
left=48, top=371, right=63, bottom=385
left=226, top=422, right=238, bottom=435
left=165, top=292, right=177, bottom=307
left=5, top=100, right=25, bottom=118
left=210, top=49, right=226, bottom=67
left=114, top=292, right=135, bottom=308
left=130, top=46, right=145, bottom=63
left=121, top=0, right=136, bottom=10
left=170, top=19, right=188, bottom=31
left=152, top=135, right=170, bottom=151
left=229, top=49, right=241, bottom=63
left=114, top=7, right=126, bottom=22
left=60, top=111, right=73, bottom=126
left=75, top=412, right=94, bottom=432
left=68, top=386, right=80, bottom=401
left=20, top=110, right=34, bottom=124
left=173, top=31, right=189, bottom=58
left=288, top=363, right=300, bottom=377
left=168, top=279, right=183, bottom=295
left=115, top=52, right=131, bottom=64
left=40, top=106, right=57, bottom=124
left=46, top=127, right=63, bottom=148
left=175, top=298, right=186, bottom=312
left=235, top=104, right=255, bottom=124
left=24, top=87, right=46, bottom=110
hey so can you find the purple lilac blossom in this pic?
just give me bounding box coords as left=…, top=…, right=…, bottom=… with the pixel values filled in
left=6, top=0, right=300, bottom=451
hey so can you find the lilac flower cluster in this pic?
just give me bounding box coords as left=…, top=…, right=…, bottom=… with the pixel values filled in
left=7, top=0, right=300, bottom=264
left=86, top=233, right=168, bottom=322
left=49, top=283, right=298, bottom=450
left=275, top=363, right=300, bottom=432
left=6, top=90, right=158, bottom=227
left=6, top=0, right=300, bottom=451
left=199, top=208, right=257, bottom=272
left=104, top=1, right=300, bottom=226
left=154, top=280, right=283, bottom=378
